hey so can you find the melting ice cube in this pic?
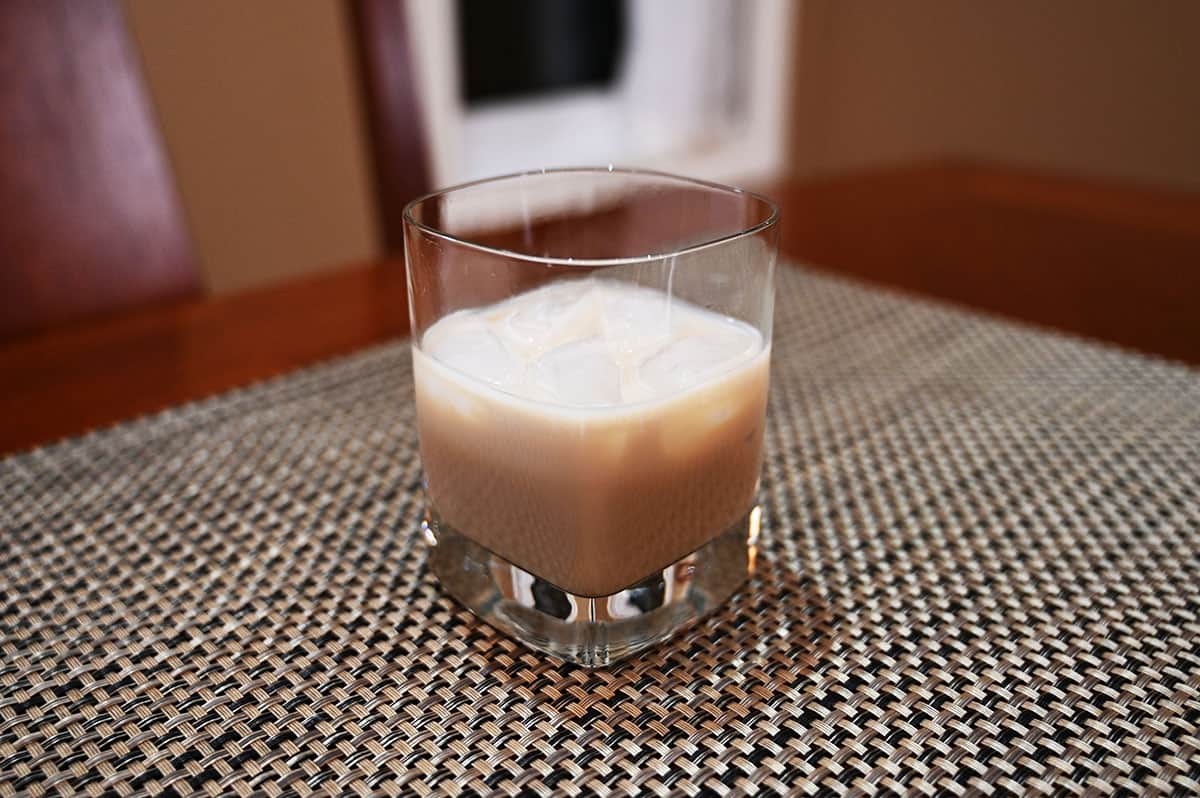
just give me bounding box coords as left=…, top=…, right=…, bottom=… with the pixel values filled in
left=638, top=325, right=757, bottom=395
left=533, top=336, right=622, bottom=407
left=501, top=280, right=600, bottom=351
left=425, top=324, right=517, bottom=387
left=600, top=283, right=672, bottom=352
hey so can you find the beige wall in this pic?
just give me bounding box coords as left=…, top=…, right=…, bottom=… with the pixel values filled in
left=125, top=0, right=380, bottom=295
left=791, top=0, right=1200, bottom=190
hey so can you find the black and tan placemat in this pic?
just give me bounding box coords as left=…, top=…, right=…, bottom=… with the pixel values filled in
left=3, top=265, right=1199, bottom=796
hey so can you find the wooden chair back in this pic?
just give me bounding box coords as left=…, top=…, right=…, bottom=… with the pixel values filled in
left=350, top=0, right=433, bottom=252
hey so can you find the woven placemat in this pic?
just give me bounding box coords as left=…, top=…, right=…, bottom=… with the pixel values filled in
left=2, top=265, right=1199, bottom=796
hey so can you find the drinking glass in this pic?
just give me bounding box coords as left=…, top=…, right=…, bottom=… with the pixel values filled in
left=404, top=168, right=778, bottom=666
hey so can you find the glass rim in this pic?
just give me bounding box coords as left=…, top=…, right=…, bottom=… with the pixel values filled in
left=402, top=166, right=780, bottom=268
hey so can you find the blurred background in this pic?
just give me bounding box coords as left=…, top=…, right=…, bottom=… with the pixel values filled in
left=2, top=0, right=1198, bottom=364
left=119, top=0, right=794, bottom=294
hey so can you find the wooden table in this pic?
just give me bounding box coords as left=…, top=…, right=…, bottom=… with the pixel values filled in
left=3, top=162, right=1198, bottom=455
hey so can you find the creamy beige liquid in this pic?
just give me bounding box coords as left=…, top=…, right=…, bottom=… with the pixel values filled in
left=413, top=279, right=769, bottom=596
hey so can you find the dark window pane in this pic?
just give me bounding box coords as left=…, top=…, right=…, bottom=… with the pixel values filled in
left=458, top=0, right=626, bottom=105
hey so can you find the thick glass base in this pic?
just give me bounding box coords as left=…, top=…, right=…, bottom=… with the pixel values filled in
left=425, top=508, right=759, bottom=667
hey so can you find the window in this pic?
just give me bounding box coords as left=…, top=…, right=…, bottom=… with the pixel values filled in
left=405, top=0, right=794, bottom=188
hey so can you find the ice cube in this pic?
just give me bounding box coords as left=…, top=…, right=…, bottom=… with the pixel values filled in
left=600, top=283, right=672, bottom=351
left=638, top=326, right=756, bottom=395
left=424, top=323, right=517, bottom=387
left=501, top=280, right=600, bottom=350
left=533, top=336, right=622, bottom=406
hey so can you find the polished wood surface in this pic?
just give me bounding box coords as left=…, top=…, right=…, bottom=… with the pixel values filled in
left=2, top=163, right=1198, bottom=455
left=0, top=0, right=198, bottom=339
left=0, top=262, right=408, bottom=455
left=351, top=0, right=432, bottom=251
left=779, top=162, right=1200, bottom=364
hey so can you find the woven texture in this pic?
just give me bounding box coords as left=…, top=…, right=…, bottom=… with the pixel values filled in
left=3, top=266, right=1199, bottom=797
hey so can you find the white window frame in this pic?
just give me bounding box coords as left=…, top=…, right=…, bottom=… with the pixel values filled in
left=404, top=0, right=795, bottom=190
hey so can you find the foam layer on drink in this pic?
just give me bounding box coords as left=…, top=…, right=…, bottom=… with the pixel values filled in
left=413, top=279, right=770, bottom=596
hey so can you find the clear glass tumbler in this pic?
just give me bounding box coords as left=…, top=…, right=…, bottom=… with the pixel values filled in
left=404, top=169, right=778, bottom=666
